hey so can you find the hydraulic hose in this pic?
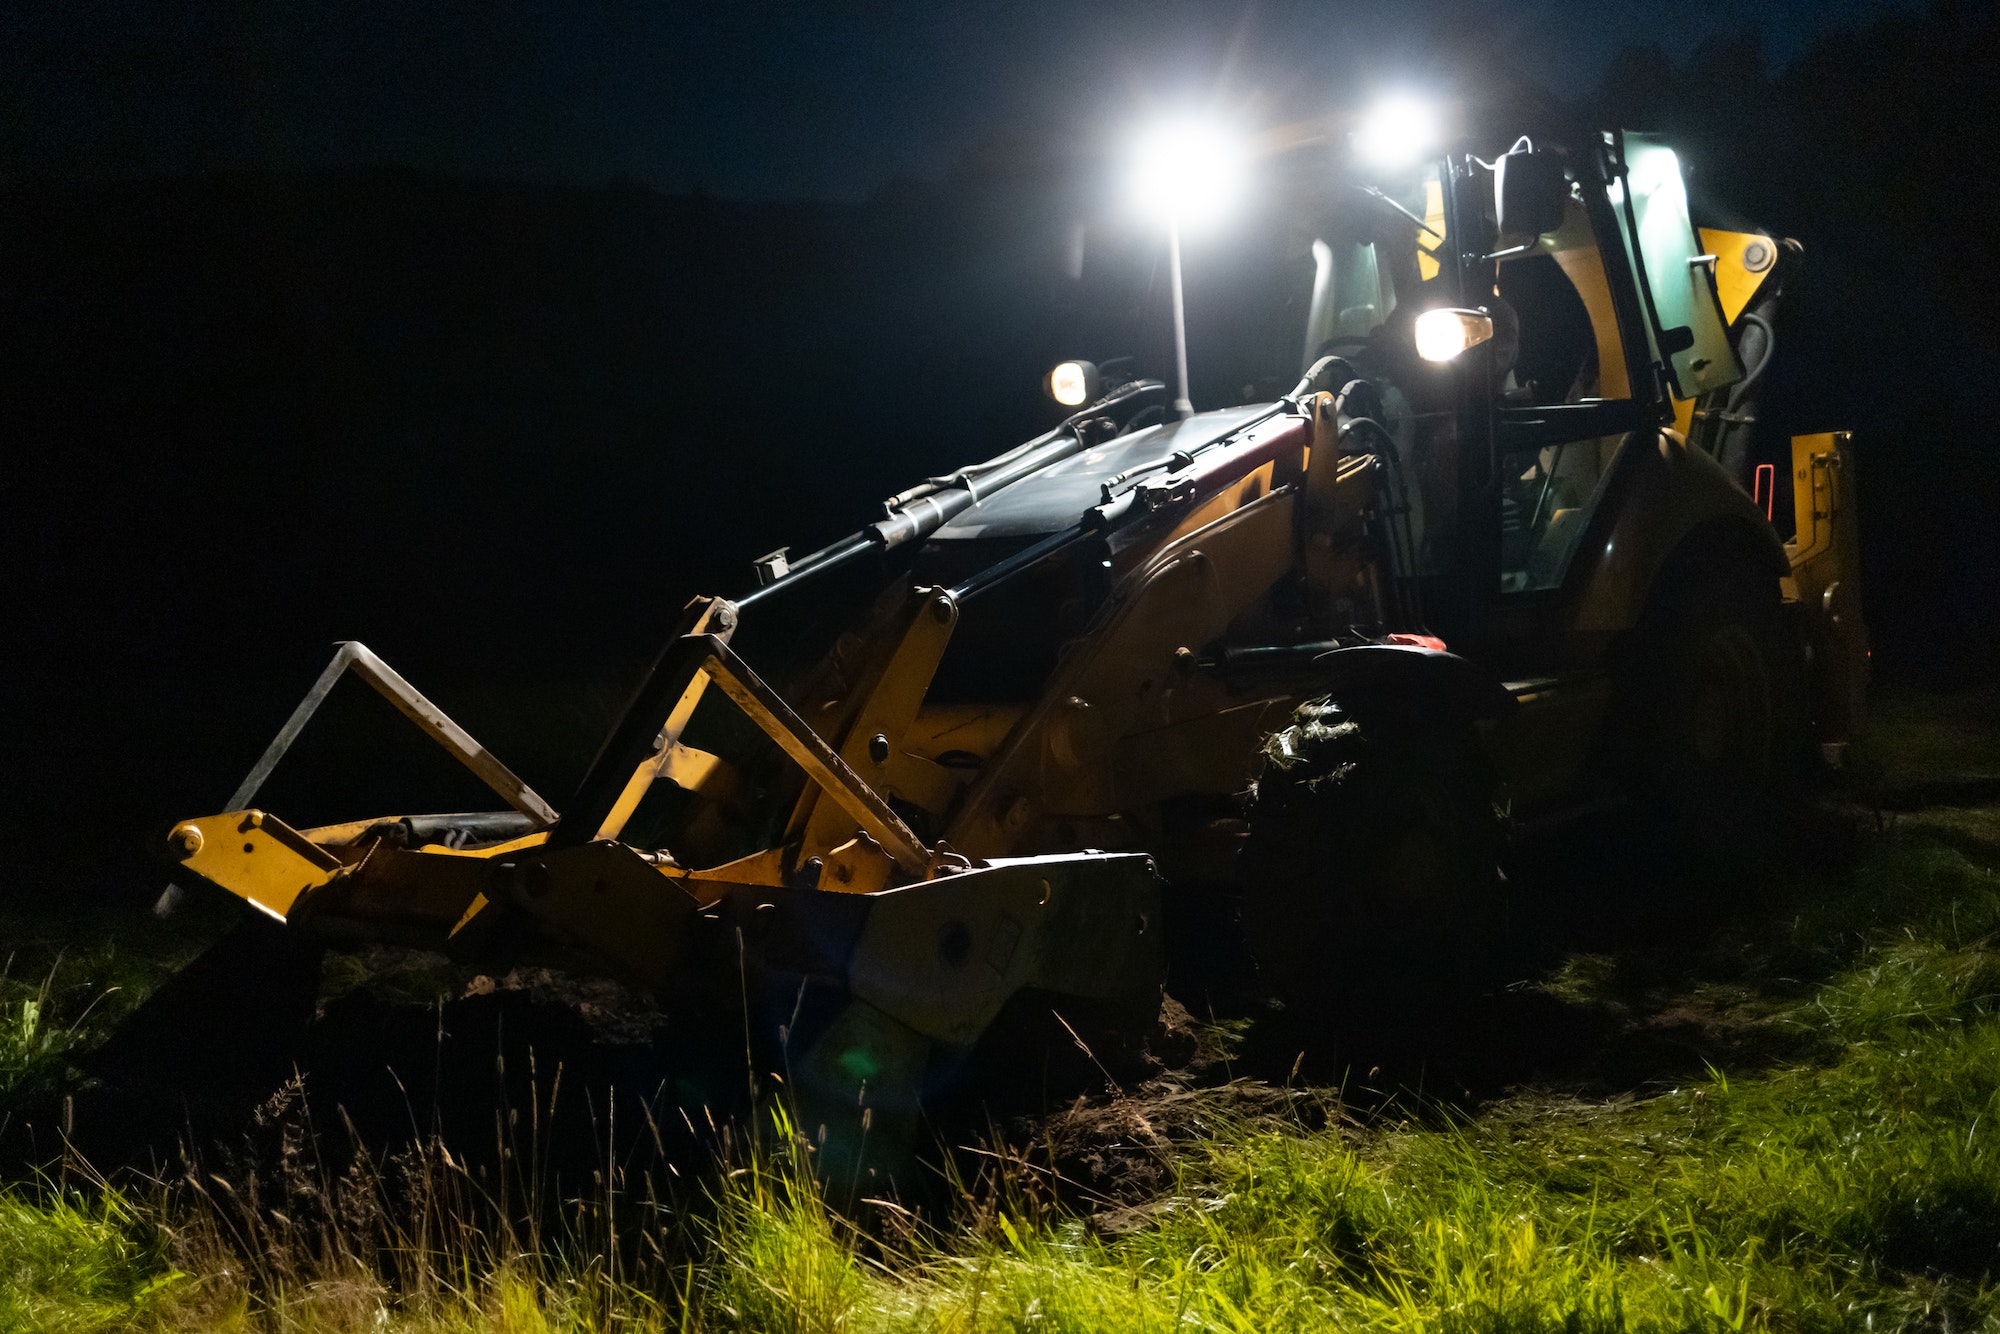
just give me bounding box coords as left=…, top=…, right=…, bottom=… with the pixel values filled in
left=866, top=379, right=1167, bottom=550
left=741, top=379, right=1168, bottom=607
left=1731, top=311, right=1775, bottom=398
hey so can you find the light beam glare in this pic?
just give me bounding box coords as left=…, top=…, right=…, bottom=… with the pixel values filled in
left=1129, top=118, right=1245, bottom=229
left=1354, top=95, right=1439, bottom=170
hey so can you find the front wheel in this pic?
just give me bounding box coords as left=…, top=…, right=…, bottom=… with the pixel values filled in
left=1240, top=699, right=1506, bottom=1019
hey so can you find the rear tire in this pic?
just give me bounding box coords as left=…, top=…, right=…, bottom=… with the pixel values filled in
left=1241, top=699, right=1505, bottom=1019
left=1626, top=557, right=1804, bottom=850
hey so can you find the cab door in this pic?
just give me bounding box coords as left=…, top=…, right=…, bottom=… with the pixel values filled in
left=1479, top=132, right=1746, bottom=606
left=1604, top=131, right=1743, bottom=400
left=1485, top=147, right=1652, bottom=602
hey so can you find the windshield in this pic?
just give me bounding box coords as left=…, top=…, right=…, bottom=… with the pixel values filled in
left=1064, top=155, right=1461, bottom=575
left=1159, top=160, right=1449, bottom=405
left=1298, top=173, right=1447, bottom=372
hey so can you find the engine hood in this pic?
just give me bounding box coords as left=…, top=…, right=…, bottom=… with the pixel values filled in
left=930, top=404, right=1272, bottom=542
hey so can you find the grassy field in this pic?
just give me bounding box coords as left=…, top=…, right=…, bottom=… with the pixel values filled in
left=4, top=690, right=2000, bottom=1331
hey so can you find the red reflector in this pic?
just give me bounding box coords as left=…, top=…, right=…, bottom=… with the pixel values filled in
left=1753, top=463, right=1775, bottom=520
left=1385, top=632, right=1448, bottom=653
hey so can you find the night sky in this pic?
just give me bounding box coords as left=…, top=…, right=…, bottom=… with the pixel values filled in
left=7, top=0, right=1918, bottom=198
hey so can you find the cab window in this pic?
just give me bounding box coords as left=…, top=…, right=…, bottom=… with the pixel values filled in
left=1293, top=167, right=1465, bottom=579
left=1494, top=186, right=1637, bottom=593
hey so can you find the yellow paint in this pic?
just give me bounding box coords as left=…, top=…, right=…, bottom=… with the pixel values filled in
left=1698, top=228, right=1778, bottom=326
left=1669, top=229, right=1779, bottom=425
left=817, top=832, right=896, bottom=894
left=1782, top=431, right=1869, bottom=744
left=594, top=597, right=736, bottom=842
left=1170, top=459, right=1279, bottom=542
left=292, top=819, right=549, bottom=859
left=448, top=892, right=488, bottom=937
left=1788, top=431, right=1839, bottom=566
left=294, top=816, right=392, bottom=845
left=659, top=743, right=729, bottom=792
left=502, top=841, right=705, bottom=992
left=1548, top=232, right=1631, bottom=400
left=679, top=845, right=790, bottom=899
left=795, top=589, right=959, bottom=861
left=420, top=829, right=551, bottom=858
left=1418, top=178, right=1446, bottom=281
left=169, top=810, right=341, bottom=922
left=906, top=704, right=1028, bottom=762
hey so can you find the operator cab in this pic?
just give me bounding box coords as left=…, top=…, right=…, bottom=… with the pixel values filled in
left=886, top=123, right=1759, bottom=738
left=1030, top=124, right=1747, bottom=653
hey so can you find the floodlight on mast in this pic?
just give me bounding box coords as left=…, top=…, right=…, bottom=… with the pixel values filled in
left=1129, top=118, right=1245, bottom=419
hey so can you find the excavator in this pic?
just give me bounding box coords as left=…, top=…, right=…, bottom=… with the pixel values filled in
left=126, top=121, right=1864, bottom=1146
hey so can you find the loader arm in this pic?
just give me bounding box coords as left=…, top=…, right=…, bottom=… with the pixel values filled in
left=166, top=627, right=941, bottom=923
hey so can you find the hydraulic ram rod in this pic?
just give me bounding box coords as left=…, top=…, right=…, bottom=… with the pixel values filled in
left=741, top=379, right=1171, bottom=610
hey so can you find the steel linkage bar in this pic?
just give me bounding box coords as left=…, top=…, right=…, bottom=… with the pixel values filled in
left=694, top=635, right=930, bottom=878
left=225, top=641, right=556, bottom=825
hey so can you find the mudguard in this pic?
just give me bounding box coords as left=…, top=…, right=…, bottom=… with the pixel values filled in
left=1310, top=644, right=1518, bottom=722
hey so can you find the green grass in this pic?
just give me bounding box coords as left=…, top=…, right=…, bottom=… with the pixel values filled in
left=673, top=807, right=2000, bottom=1334
left=0, top=900, right=215, bottom=1121
left=0, top=950, right=132, bottom=1113
left=1858, top=690, right=2000, bottom=793
left=0, top=1184, right=184, bottom=1333
left=5, top=690, right=2000, bottom=1331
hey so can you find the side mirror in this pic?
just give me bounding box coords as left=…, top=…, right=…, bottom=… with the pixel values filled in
left=1414, top=308, right=1495, bottom=363
left=1494, top=146, right=1568, bottom=240
left=1043, top=360, right=1101, bottom=407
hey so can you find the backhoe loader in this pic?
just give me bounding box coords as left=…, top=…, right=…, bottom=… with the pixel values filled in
left=133, top=124, right=1865, bottom=1145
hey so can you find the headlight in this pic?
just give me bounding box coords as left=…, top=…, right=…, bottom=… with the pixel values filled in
left=1044, top=360, right=1101, bottom=407
left=1413, top=308, right=1495, bottom=363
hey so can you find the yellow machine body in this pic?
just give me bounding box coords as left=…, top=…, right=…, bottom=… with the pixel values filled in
left=158, top=126, right=1866, bottom=1125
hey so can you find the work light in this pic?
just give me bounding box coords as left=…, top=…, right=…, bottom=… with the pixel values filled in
left=1128, top=116, right=1245, bottom=419
left=1043, top=360, right=1100, bottom=408
left=1129, top=118, right=1244, bottom=229
left=1414, top=308, right=1495, bottom=363
left=1354, top=95, right=1439, bottom=170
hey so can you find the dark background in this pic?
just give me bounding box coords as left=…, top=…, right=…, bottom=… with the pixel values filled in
left=3, top=2, right=1996, bottom=902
